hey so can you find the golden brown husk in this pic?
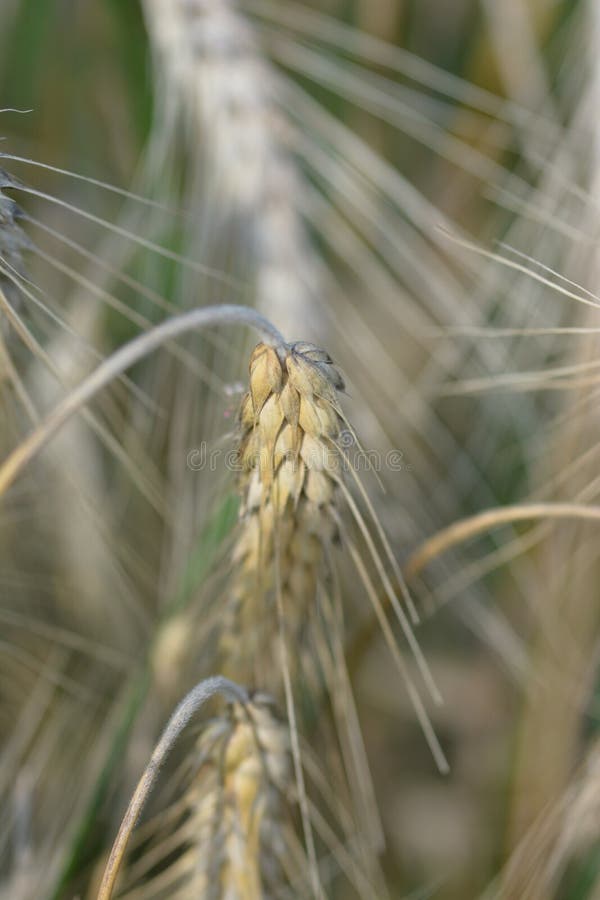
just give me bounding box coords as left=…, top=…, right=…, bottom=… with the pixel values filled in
left=221, top=341, right=346, bottom=682
left=119, top=695, right=302, bottom=900
left=186, top=695, right=297, bottom=898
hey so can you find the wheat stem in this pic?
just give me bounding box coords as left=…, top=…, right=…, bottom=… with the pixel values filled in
left=406, top=502, right=600, bottom=579
left=0, top=305, right=284, bottom=499
left=142, top=0, right=321, bottom=337
left=96, top=676, right=248, bottom=900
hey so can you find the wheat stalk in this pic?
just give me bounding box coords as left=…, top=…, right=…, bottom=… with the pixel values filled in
left=405, top=501, right=600, bottom=580
left=0, top=305, right=284, bottom=499
left=141, top=0, right=320, bottom=338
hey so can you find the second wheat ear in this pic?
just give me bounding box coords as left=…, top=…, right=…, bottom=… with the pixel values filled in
left=96, top=676, right=247, bottom=900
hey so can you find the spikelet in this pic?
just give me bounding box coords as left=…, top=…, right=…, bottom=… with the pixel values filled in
left=120, top=693, right=304, bottom=900
left=185, top=694, right=298, bottom=898
left=220, top=340, right=345, bottom=682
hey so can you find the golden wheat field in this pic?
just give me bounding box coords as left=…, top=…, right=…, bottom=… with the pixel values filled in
left=1, top=1, right=599, bottom=898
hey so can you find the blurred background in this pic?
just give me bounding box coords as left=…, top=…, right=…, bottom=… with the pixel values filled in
left=1, top=1, right=599, bottom=898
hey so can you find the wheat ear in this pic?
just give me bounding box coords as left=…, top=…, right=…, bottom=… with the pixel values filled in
left=224, top=340, right=444, bottom=766
left=96, top=676, right=247, bottom=900
left=218, top=338, right=444, bottom=889
left=221, top=340, right=345, bottom=680
left=181, top=693, right=293, bottom=898
left=109, top=689, right=305, bottom=900
left=217, top=340, right=353, bottom=896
